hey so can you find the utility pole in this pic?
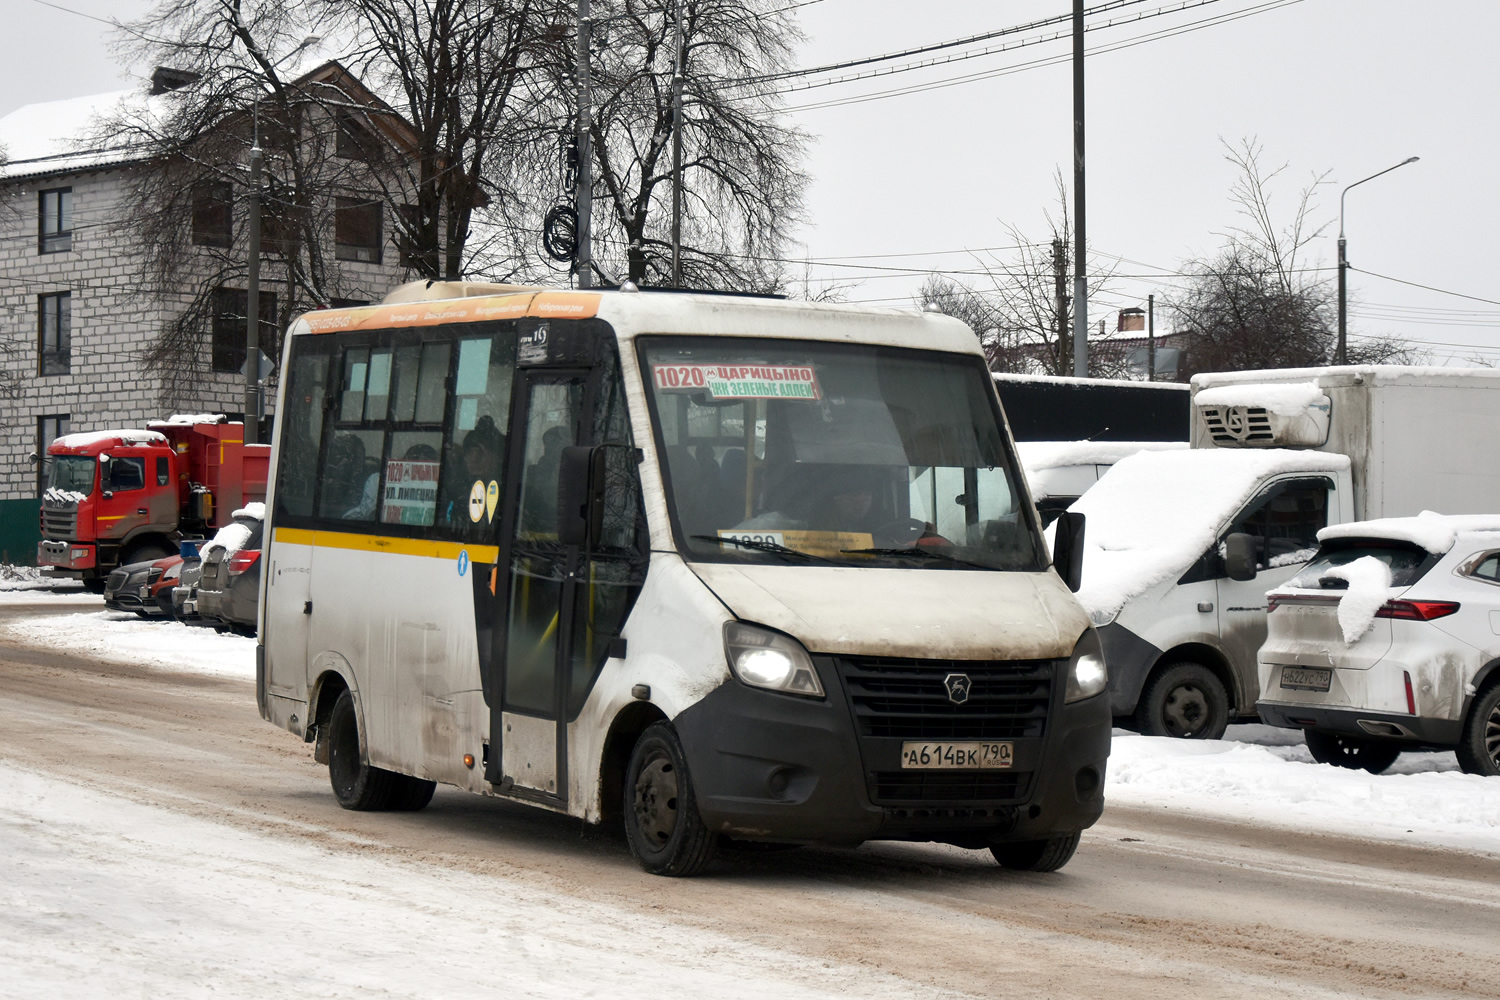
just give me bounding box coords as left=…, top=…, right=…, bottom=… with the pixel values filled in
left=671, top=1, right=685, bottom=287
left=1071, top=0, right=1088, bottom=378
left=1052, top=238, right=1069, bottom=368
left=244, top=125, right=262, bottom=444
left=575, top=0, right=593, bottom=289
left=1147, top=293, right=1155, bottom=381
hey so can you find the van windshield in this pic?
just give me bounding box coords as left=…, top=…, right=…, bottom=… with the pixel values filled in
left=639, top=336, right=1044, bottom=571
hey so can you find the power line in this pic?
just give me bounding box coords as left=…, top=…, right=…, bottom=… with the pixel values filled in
left=1352, top=267, right=1500, bottom=308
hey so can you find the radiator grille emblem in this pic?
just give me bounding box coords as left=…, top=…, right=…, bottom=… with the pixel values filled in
left=943, top=673, right=972, bottom=705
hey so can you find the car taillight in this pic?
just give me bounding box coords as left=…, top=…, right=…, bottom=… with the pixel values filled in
left=1375, top=600, right=1460, bottom=621
left=227, top=549, right=261, bottom=575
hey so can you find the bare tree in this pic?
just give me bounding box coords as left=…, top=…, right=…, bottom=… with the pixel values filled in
left=541, top=0, right=809, bottom=289
left=918, top=173, right=1127, bottom=377
left=1170, top=138, right=1419, bottom=375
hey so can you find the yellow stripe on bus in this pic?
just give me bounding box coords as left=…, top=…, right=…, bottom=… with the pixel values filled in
left=273, top=526, right=499, bottom=563
left=299, top=291, right=601, bottom=335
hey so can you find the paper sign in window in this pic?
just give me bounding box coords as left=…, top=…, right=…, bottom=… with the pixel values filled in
left=381, top=459, right=440, bottom=525
left=652, top=364, right=821, bottom=400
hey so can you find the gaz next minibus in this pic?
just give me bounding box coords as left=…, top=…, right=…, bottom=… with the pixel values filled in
left=257, top=281, right=1109, bottom=876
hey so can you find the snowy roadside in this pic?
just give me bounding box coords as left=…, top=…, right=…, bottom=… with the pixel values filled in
left=0, top=761, right=954, bottom=1000
left=1, top=602, right=1495, bottom=857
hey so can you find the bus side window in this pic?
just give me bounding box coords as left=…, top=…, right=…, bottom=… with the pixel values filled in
left=274, top=347, right=329, bottom=519
left=438, top=332, right=517, bottom=537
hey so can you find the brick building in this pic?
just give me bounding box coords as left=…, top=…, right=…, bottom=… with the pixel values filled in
left=0, top=63, right=415, bottom=562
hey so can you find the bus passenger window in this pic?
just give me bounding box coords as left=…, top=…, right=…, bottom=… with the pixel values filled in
left=274, top=349, right=329, bottom=518
left=437, top=333, right=517, bottom=536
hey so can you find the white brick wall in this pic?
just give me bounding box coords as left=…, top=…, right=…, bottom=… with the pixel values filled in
left=0, top=163, right=411, bottom=502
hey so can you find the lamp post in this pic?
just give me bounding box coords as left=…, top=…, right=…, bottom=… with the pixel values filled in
left=1337, top=155, right=1419, bottom=364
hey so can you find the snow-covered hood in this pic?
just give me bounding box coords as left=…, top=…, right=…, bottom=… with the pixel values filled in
left=687, top=562, right=1089, bottom=660
left=1071, top=448, right=1350, bottom=618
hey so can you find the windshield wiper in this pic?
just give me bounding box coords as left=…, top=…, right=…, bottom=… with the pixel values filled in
left=691, top=534, right=832, bottom=563
left=841, top=546, right=989, bottom=570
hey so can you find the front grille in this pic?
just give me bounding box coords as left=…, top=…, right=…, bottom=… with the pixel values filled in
left=872, top=770, right=1032, bottom=803
left=41, top=507, right=76, bottom=539
left=838, top=656, right=1054, bottom=740
left=1201, top=405, right=1275, bottom=444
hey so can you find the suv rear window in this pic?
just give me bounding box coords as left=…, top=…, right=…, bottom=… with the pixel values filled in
left=1286, top=540, right=1436, bottom=590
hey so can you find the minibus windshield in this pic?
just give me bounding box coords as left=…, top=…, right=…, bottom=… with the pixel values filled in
left=640, top=336, right=1044, bottom=571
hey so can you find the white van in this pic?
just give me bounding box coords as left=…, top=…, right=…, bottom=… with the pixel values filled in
left=257, top=282, right=1111, bottom=876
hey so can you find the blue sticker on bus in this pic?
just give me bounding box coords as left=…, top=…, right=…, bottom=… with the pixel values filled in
left=457, top=550, right=469, bottom=577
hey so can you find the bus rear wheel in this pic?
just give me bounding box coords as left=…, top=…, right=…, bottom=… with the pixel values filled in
left=624, top=722, right=716, bottom=877
left=327, top=689, right=436, bottom=811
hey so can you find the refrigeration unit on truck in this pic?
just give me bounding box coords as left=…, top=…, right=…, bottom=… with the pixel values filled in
left=36, top=416, right=269, bottom=589
left=1069, top=366, right=1500, bottom=739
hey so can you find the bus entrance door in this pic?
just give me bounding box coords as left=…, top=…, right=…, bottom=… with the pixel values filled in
left=495, top=371, right=588, bottom=802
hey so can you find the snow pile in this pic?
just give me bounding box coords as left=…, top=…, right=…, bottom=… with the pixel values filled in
left=1069, top=448, right=1350, bottom=617
left=231, top=502, right=266, bottom=521
left=1107, top=727, right=1498, bottom=854
left=156, top=413, right=227, bottom=425
left=0, top=610, right=253, bottom=676
left=1193, top=382, right=1326, bottom=416
left=1016, top=440, right=1186, bottom=472
left=1319, top=555, right=1396, bottom=644
left=0, top=566, right=87, bottom=594
left=1318, top=510, right=1500, bottom=554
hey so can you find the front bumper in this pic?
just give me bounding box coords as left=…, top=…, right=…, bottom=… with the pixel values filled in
left=1097, top=622, right=1163, bottom=717
left=672, top=654, right=1111, bottom=848
left=1257, top=700, right=1463, bottom=748
left=38, top=540, right=95, bottom=570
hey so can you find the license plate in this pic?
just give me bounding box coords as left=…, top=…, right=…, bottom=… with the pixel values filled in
left=1280, top=666, right=1332, bottom=692
left=900, top=741, right=1013, bottom=769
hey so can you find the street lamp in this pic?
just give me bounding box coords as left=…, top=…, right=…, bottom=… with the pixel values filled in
left=1337, top=155, right=1419, bottom=364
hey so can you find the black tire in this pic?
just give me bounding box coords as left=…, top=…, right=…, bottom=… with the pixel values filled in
left=124, top=543, right=171, bottom=565
left=1134, top=661, right=1230, bottom=740
left=1304, top=729, right=1401, bottom=774
left=83, top=578, right=107, bottom=594
left=623, top=722, right=716, bottom=877
left=326, top=689, right=435, bottom=811
left=1456, top=682, right=1500, bottom=777
left=990, top=832, right=1081, bottom=872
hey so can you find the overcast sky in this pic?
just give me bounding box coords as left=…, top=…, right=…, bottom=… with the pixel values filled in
left=5, top=0, right=1497, bottom=365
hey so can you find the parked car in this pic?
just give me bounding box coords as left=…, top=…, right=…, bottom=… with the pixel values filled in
left=145, top=556, right=185, bottom=617
left=171, top=554, right=204, bottom=622
left=196, top=505, right=264, bottom=635
left=1257, top=513, right=1500, bottom=776
left=103, top=559, right=156, bottom=615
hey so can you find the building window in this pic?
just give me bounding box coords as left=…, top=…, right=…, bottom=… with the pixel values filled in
left=335, top=197, right=382, bottom=263
left=336, top=111, right=373, bottom=160
left=37, top=414, right=71, bottom=496
left=39, top=187, right=72, bottom=253
left=191, top=180, right=233, bottom=248
left=38, top=292, right=71, bottom=375
left=212, top=287, right=279, bottom=374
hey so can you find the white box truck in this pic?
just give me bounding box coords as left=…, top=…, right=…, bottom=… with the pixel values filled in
left=1070, top=365, right=1500, bottom=738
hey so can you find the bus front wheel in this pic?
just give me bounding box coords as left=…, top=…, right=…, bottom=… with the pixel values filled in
left=624, top=722, right=716, bottom=877
left=327, top=689, right=436, bottom=811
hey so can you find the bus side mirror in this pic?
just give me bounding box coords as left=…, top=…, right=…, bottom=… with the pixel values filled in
left=1052, top=511, right=1085, bottom=593
left=557, top=445, right=605, bottom=548
left=1224, top=532, right=1258, bottom=581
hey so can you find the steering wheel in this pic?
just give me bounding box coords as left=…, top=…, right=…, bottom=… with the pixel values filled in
left=871, top=517, right=934, bottom=547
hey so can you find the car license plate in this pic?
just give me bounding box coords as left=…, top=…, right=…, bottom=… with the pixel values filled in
left=900, top=741, right=1013, bottom=769
left=1280, top=666, right=1332, bottom=692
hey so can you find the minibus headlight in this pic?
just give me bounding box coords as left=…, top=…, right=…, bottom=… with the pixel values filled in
left=1065, top=630, right=1108, bottom=704
left=723, top=622, right=825, bottom=698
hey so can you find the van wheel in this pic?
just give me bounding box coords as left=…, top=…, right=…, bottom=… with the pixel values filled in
left=1456, top=683, right=1500, bottom=777
left=327, top=689, right=436, bottom=811
left=1134, top=662, right=1229, bottom=739
left=1304, top=730, right=1401, bottom=774
left=624, top=722, right=716, bottom=877
left=990, top=832, right=1081, bottom=872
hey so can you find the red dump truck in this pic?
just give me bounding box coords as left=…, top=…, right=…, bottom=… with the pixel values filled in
left=37, top=416, right=269, bottom=590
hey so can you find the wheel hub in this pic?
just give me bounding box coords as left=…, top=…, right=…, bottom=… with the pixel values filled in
left=1163, top=683, right=1209, bottom=736
left=633, top=755, right=679, bottom=845
left=1485, top=704, right=1500, bottom=767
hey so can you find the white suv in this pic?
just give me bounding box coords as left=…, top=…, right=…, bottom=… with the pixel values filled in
left=1257, top=513, right=1500, bottom=776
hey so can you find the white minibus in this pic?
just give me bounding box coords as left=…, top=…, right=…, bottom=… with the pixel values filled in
left=257, top=282, right=1110, bottom=875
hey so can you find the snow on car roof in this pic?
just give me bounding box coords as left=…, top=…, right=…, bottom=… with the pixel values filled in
left=53, top=429, right=168, bottom=449
left=1070, top=448, right=1350, bottom=617
left=1317, top=511, right=1500, bottom=554
left=231, top=502, right=266, bottom=521
left=1016, top=440, right=1186, bottom=473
